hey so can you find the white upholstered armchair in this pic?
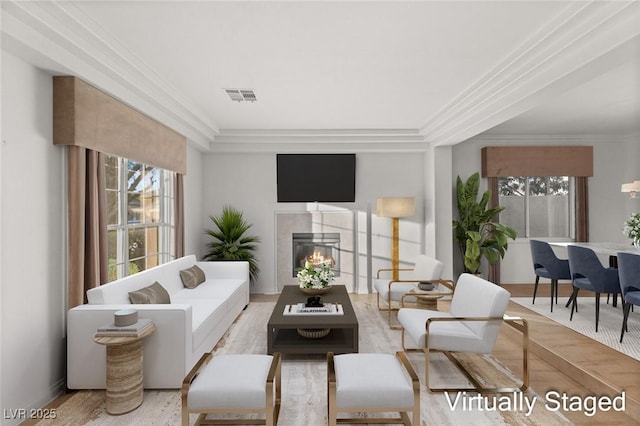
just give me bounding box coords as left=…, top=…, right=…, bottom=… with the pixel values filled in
left=374, top=254, right=446, bottom=328
left=397, top=273, right=529, bottom=393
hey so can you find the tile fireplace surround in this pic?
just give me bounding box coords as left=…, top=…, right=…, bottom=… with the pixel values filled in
left=275, top=211, right=356, bottom=292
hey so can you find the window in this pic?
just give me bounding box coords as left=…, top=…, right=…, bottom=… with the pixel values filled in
left=498, top=176, right=574, bottom=239
left=105, top=155, right=175, bottom=281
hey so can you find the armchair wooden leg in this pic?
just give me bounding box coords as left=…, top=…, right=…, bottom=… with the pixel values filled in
left=267, top=352, right=282, bottom=426
left=376, top=292, right=401, bottom=328
left=327, top=353, right=337, bottom=426
left=376, top=292, right=386, bottom=311
left=387, top=292, right=402, bottom=329
left=532, top=275, right=539, bottom=304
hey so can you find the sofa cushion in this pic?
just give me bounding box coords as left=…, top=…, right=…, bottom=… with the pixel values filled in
left=187, top=354, right=273, bottom=410
left=128, top=282, right=171, bottom=304
left=373, top=279, right=418, bottom=303
left=182, top=298, right=226, bottom=350
left=397, top=308, right=483, bottom=351
left=180, top=279, right=246, bottom=300
left=334, top=353, right=414, bottom=409
left=180, top=265, right=206, bottom=289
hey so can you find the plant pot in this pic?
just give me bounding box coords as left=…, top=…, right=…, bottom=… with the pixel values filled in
left=297, top=328, right=330, bottom=339
left=300, top=286, right=332, bottom=295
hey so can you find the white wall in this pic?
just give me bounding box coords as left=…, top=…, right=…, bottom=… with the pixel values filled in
left=200, top=151, right=427, bottom=294
left=433, top=145, right=454, bottom=280
left=183, top=144, right=203, bottom=256
left=589, top=140, right=633, bottom=242
left=0, top=14, right=4, bottom=416
left=0, top=52, right=206, bottom=423
left=1, top=52, right=65, bottom=424
left=620, top=134, right=640, bottom=226
left=450, top=136, right=637, bottom=284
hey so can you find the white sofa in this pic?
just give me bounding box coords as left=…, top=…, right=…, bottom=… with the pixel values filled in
left=67, top=255, right=249, bottom=389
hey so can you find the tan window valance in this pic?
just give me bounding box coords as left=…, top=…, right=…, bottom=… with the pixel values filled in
left=53, top=76, right=187, bottom=174
left=481, top=146, right=593, bottom=177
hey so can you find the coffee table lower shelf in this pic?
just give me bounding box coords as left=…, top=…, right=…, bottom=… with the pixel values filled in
left=268, top=327, right=357, bottom=355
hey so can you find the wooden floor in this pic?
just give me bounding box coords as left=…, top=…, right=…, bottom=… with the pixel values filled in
left=25, top=285, right=640, bottom=425
left=499, top=283, right=640, bottom=425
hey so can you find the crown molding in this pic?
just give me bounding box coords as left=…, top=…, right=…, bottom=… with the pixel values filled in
left=1, top=0, right=216, bottom=150
left=469, top=133, right=628, bottom=145
left=4, top=1, right=637, bottom=152
left=422, top=1, right=640, bottom=147
left=209, top=129, right=428, bottom=153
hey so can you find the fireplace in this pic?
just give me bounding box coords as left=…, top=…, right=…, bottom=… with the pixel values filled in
left=292, top=233, right=341, bottom=277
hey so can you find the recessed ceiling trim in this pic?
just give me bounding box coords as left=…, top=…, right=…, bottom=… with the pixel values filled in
left=210, top=129, right=428, bottom=153
left=421, top=0, right=640, bottom=146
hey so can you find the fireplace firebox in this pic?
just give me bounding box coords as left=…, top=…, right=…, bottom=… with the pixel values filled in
left=292, top=233, right=340, bottom=277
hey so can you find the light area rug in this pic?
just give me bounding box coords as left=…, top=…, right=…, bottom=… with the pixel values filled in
left=41, top=299, right=569, bottom=425
left=511, top=297, right=640, bottom=361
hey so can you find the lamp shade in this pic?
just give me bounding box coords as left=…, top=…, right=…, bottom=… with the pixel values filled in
left=621, top=181, right=640, bottom=193
left=376, top=197, right=415, bottom=218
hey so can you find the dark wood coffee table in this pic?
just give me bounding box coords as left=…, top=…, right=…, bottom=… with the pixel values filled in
left=267, top=285, right=358, bottom=355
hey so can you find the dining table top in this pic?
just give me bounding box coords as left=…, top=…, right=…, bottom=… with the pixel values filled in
left=549, top=241, right=640, bottom=257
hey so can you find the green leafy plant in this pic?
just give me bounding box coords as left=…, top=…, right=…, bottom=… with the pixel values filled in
left=203, top=205, right=260, bottom=284
left=452, top=172, right=517, bottom=274
left=623, top=212, right=640, bottom=248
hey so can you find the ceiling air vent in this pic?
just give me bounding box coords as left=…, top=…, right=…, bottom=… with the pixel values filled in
left=225, top=89, right=257, bottom=103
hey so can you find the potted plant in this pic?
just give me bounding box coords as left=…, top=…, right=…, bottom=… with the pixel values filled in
left=452, top=172, right=517, bottom=274
left=204, top=205, right=260, bottom=284
left=297, top=259, right=335, bottom=294
left=623, top=212, right=640, bottom=249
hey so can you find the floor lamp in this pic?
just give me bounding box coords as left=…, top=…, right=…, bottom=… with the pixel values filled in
left=376, top=197, right=416, bottom=280
left=621, top=180, right=640, bottom=198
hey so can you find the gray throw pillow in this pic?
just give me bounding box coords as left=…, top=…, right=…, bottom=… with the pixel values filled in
left=179, top=265, right=206, bottom=289
left=128, top=281, right=171, bottom=304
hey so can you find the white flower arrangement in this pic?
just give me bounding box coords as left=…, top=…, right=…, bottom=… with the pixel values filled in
left=297, top=260, right=335, bottom=289
left=623, top=212, right=640, bottom=248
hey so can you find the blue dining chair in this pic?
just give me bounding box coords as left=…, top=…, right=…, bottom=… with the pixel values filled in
left=567, top=245, right=621, bottom=332
left=617, top=252, right=640, bottom=343
left=530, top=240, right=571, bottom=312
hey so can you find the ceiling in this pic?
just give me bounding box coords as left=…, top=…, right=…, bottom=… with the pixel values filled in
left=2, top=1, right=639, bottom=150
left=483, top=57, right=640, bottom=136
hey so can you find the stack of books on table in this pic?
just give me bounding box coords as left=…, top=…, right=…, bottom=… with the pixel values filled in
left=283, top=303, right=344, bottom=315
left=95, top=318, right=153, bottom=337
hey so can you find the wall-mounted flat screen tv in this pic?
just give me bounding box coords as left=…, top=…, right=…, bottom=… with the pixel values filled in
left=277, top=154, right=356, bottom=202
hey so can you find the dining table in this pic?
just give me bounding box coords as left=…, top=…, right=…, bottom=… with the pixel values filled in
left=549, top=241, right=640, bottom=267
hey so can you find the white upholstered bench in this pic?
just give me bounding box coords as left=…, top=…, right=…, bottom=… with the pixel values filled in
left=181, top=353, right=281, bottom=426
left=327, top=352, right=420, bottom=426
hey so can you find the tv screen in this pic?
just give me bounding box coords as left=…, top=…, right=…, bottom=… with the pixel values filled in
left=277, top=154, right=356, bottom=202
